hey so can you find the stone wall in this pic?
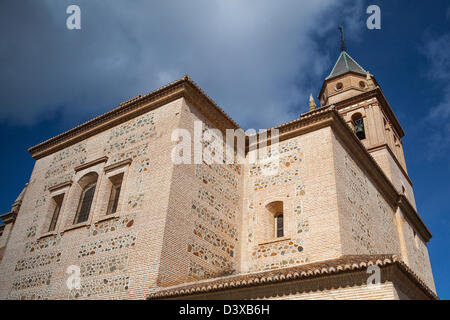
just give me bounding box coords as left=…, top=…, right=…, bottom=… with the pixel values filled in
left=0, top=98, right=183, bottom=299
left=333, top=130, right=402, bottom=257
left=157, top=100, right=242, bottom=287
left=242, top=127, right=342, bottom=273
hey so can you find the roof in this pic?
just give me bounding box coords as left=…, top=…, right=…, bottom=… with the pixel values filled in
left=326, top=51, right=366, bottom=79
left=147, top=254, right=438, bottom=300
left=28, top=76, right=240, bottom=159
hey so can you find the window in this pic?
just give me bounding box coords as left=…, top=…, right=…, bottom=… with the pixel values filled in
left=106, top=173, right=123, bottom=215
left=276, top=214, right=284, bottom=238
left=265, top=201, right=285, bottom=240
left=72, top=172, right=99, bottom=225
left=352, top=113, right=366, bottom=140
left=48, top=194, right=64, bottom=232
left=74, top=183, right=96, bottom=224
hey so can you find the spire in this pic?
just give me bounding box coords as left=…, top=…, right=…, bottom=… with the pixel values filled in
left=309, top=93, right=317, bottom=111
left=326, top=26, right=366, bottom=79
left=326, top=51, right=366, bottom=80
left=339, top=26, right=346, bottom=52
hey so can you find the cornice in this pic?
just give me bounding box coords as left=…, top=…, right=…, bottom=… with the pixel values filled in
left=74, top=156, right=108, bottom=172
left=28, top=76, right=239, bottom=160
left=368, top=143, right=412, bottom=186
left=331, top=87, right=405, bottom=138
left=398, top=194, right=432, bottom=241
left=147, top=254, right=437, bottom=300
left=48, top=180, right=73, bottom=193
left=0, top=211, right=17, bottom=225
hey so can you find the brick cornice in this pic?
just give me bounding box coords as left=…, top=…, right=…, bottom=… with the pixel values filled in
left=147, top=254, right=437, bottom=300
left=398, top=194, right=432, bottom=241
left=331, top=87, right=405, bottom=138
left=0, top=211, right=17, bottom=225
left=28, top=76, right=239, bottom=160
left=367, top=143, right=412, bottom=186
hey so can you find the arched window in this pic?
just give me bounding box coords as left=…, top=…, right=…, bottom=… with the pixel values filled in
left=73, top=172, right=98, bottom=224
left=275, top=214, right=284, bottom=238
left=265, top=201, right=285, bottom=240
left=352, top=113, right=366, bottom=140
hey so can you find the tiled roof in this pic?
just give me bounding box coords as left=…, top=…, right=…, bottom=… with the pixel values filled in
left=147, top=254, right=438, bottom=300
left=28, top=75, right=239, bottom=159
left=326, top=51, right=366, bottom=79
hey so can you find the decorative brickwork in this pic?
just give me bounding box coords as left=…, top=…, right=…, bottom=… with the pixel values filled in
left=80, top=253, right=128, bottom=278
left=24, top=235, right=61, bottom=254
left=7, top=288, right=50, bottom=300
left=15, top=250, right=62, bottom=272
left=191, top=200, right=238, bottom=241
left=69, top=275, right=130, bottom=299
left=12, top=270, right=52, bottom=290
left=88, top=214, right=136, bottom=237
left=187, top=239, right=233, bottom=271
left=344, top=155, right=374, bottom=254
left=78, top=232, right=137, bottom=257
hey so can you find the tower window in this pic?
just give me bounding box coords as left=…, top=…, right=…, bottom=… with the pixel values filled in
left=48, top=194, right=64, bottom=232
left=276, top=214, right=284, bottom=238
left=107, top=173, right=124, bottom=215
left=352, top=114, right=366, bottom=140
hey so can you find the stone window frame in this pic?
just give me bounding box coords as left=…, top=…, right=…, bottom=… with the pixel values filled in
left=94, top=158, right=132, bottom=223
left=38, top=183, right=71, bottom=239
left=60, top=157, right=108, bottom=233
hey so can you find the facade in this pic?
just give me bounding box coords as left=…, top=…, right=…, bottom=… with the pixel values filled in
left=0, top=49, right=437, bottom=300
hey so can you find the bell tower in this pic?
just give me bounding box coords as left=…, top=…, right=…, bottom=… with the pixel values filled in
left=317, top=27, right=415, bottom=207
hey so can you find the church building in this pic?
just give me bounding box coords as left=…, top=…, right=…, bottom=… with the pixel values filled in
left=0, top=44, right=437, bottom=299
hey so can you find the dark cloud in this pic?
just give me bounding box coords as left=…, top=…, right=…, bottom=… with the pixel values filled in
left=0, top=0, right=364, bottom=129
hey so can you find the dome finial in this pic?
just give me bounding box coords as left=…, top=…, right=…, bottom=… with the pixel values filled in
left=339, top=25, right=346, bottom=51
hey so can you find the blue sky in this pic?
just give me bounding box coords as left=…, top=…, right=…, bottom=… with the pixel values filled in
left=0, top=0, right=449, bottom=298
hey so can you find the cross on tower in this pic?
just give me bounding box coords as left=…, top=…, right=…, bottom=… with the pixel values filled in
left=339, top=25, right=346, bottom=51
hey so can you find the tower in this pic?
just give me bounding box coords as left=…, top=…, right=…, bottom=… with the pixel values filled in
left=318, top=42, right=412, bottom=208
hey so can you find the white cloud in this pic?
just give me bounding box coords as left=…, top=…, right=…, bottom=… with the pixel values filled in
left=423, top=32, right=450, bottom=158
left=0, top=0, right=364, bottom=129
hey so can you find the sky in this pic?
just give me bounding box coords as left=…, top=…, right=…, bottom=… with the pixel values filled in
left=0, top=0, right=449, bottom=298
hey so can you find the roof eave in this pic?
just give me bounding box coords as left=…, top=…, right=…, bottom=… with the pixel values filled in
left=28, top=76, right=240, bottom=160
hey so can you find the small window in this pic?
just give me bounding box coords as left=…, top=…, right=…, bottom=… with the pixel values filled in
left=107, top=173, right=124, bottom=215
left=48, top=194, right=64, bottom=232
left=352, top=115, right=366, bottom=140
left=74, top=183, right=96, bottom=224
left=359, top=81, right=366, bottom=89
left=276, top=214, right=284, bottom=238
